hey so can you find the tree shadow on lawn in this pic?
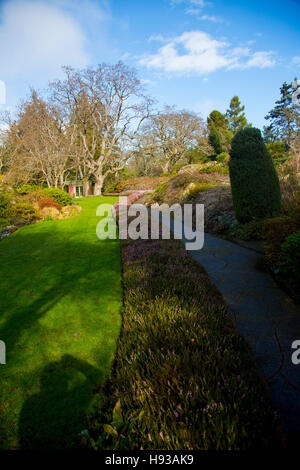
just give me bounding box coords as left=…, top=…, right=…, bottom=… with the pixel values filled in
left=0, top=229, right=122, bottom=357
left=18, top=354, right=102, bottom=449
left=0, top=228, right=122, bottom=448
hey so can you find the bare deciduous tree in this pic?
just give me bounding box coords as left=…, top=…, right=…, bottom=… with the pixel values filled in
left=50, top=62, right=153, bottom=195
left=2, top=91, right=76, bottom=187
left=139, top=106, right=205, bottom=173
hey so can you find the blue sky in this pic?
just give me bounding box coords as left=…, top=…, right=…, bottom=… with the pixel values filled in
left=0, top=0, right=299, bottom=129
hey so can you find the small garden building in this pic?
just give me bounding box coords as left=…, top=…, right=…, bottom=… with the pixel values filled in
left=67, top=180, right=93, bottom=198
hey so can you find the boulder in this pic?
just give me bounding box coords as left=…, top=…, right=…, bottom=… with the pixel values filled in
left=61, top=205, right=82, bottom=217
left=193, top=186, right=236, bottom=232
left=40, top=207, right=61, bottom=220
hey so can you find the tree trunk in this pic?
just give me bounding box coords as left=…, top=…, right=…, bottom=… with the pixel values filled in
left=162, top=160, right=170, bottom=174
left=83, top=178, right=89, bottom=197
left=59, top=174, right=65, bottom=189
left=93, top=175, right=104, bottom=196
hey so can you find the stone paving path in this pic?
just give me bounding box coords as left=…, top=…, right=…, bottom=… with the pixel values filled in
left=167, top=214, right=300, bottom=447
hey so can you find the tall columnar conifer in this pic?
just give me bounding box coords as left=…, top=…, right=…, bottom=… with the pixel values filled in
left=229, top=128, right=281, bottom=223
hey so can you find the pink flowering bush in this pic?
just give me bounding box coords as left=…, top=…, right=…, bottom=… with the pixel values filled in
left=112, top=191, right=145, bottom=216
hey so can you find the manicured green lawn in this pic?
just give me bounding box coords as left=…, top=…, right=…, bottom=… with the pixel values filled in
left=0, top=196, right=122, bottom=449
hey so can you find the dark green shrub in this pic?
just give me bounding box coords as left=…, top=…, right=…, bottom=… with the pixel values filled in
left=0, top=192, right=11, bottom=217
left=263, top=216, right=299, bottom=265
left=216, top=152, right=230, bottom=164
left=0, top=192, right=18, bottom=223
left=1, top=200, right=37, bottom=226
left=229, top=128, right=281, bottom=223
left=230, top=219, right=264, bottom=241
left=42, top=188, right=72, bottom=206
left=103, top=184, right=117, bottom=193
left=209, top=128, right=222, bottom=155
left=16, top=184, right=40, bottom=194
left=10, top=201, right=37, bottom=224
left=265, top=141, right=288, bottom=165
left=0, top=218, right=10, bottom=230
left=185, top=147, right=211, bottom=164
left=279, top=230, right=300, bottom=279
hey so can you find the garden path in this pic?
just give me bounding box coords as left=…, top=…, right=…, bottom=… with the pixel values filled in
left=166, top=214, right=300, bottom=448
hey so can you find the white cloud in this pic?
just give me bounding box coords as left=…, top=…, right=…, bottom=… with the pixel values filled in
left=186, top=7, right=202, bottom=15
left=227, top=50, right=276, bottom=70
left=231, top=47, right=251, bottom=57
left=140, top=31, right=229, bottom=75
left=148, top=34, right=171, bottom=43
left=140, top=31, right=276, bottom=75
left=171, top=0, right=207, bottom=16
left=171, top=0, right=206, bottom=6
left=0, top=0, right=90, bottom=79
left=245, top=51, right=276, bottom=68
left=292, top=56, right=300, bottom=67
left=171, top=0, right=223, bottom=20
left=200, top=14, right=224, bottom=23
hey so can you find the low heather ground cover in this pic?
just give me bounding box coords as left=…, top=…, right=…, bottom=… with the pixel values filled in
left=85, top=229, right=282, bottom=450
